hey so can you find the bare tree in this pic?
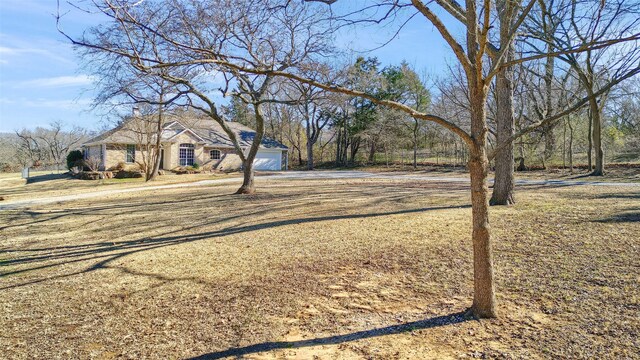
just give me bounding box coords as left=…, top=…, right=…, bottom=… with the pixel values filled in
left=398, top=64, right=431, bottom=169
left=84, top=155, right=102, bottom=173
left=291, top=0, right=639, bottom=317
left=87, top=53, right=190, bottom=181
left=15, top=130, right=44, bottom=168
left=489, top=0, right=520, bottom=205
left=281, top=75, right=334, bottom=170
left=61, top=0, right=640, bottom=318
left=60, top=0, right=333, bottom=193
left=523, top=0, right=640, bottom=175
left=16, top=122, right=87, bottom=171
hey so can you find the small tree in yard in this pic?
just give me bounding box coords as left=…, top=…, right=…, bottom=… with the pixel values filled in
left=382, top=63, right=431, bottom=170
left=122, top=109, right=167, bottom=181
left=84, top=155, right=102, bottom=173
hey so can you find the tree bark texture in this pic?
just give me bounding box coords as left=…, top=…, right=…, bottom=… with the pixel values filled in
left=306, top=140, right=314, bottom=170
left=590, top=100, right=604, bottom=175
left=236, top=103, right=265, bottom=194
left=469, top=106, right=497, bottom=318
left=490, top=0, right=516, bottom=206
left=468, top=69, right=497, bottom=318
left=147, top=96, right=165, bottom=182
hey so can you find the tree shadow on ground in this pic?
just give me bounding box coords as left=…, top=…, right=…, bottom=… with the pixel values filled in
left=188, top=312, right=470, bottom=360
left=593, top=211, right=640, bottom=223
left=594, top=193, right=640, bottom=200
left=0, top=192, right=230, bottom=231
left=0, top=204, right=470, bottom=290
left=25, top=173, right=71, bottom=184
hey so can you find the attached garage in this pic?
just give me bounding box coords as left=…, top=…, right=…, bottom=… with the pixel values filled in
left=253, top=149, right=284, bottom=171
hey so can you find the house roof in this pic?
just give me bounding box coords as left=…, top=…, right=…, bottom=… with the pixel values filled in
left=83, top=115, right=288, bottom=150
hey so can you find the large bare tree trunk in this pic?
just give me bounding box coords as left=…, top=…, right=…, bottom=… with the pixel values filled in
left=491, top=74, right=515, bottom=205
left=236, top=103, right=265, bottom=194
left=587, top=110, right=593, bottom=170
left=490, top=0, right=516, bottom=206
left=237, top=162, right=255, bottom=194
left=306, top=140, right=314, bottom=170
left=469, top=146, right=496, bottom=318
left=147, top=96, right=164, bottom=182
left=591, top=101, right=604, bottom=175
left=490, top=64, right=515, bottom=204
left=468, top=60, right=496, bottom=317
left=568, top=116, right=574, bottom=173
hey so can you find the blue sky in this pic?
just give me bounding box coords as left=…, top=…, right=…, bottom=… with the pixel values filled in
left=0, top=1, right=460, bottom=133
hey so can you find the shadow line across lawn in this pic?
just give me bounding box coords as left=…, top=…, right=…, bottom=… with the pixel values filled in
left=188, top=312, right=469, bottom=360
left=1, top=204, right=470, bottom=290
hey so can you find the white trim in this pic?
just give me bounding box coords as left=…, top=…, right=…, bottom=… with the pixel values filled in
left=163, top=121, right=180, bottom=129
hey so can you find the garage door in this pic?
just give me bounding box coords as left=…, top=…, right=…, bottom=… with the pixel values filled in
left=253, top=150, right=281, bottom=170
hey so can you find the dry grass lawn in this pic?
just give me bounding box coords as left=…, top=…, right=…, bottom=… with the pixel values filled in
left=359, top=164, right=640, bottom=183
left=0, top=176, right=639, bottom=359
left=0, top=171, right=237, bottom=202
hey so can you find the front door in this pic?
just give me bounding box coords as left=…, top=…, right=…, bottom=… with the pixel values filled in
left=159, top=149, right=164, bottom=169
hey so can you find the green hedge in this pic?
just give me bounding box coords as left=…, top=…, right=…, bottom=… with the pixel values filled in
left=66, top=150, right=84, bottom=170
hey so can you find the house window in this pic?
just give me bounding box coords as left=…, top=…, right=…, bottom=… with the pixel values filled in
left=179, top=143, right=195, bottom=166
left=210, top=149, right=221, bottom=160
left=126, top=144, right=136, bottom=163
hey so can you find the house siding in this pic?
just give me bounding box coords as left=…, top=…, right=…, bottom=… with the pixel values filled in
left=203, top=147, right=242, bottom=171
left=104, top=144, right=127, bottom=169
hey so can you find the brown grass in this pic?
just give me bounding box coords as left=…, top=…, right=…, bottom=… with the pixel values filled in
left=0, top=171, right=238, bottom=202
left=358, top=164, right=640, bottom=183
left=0, top=177, right=638, bottom=359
